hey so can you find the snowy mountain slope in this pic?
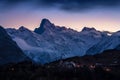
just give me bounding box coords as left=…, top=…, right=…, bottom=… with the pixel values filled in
left=86, top=31, right=120, bottom=55
left=12, top=37, right=59, bottom=64
left=0, top=26, right=29, bottom=65
left=6, top=19, right=108, bottom=64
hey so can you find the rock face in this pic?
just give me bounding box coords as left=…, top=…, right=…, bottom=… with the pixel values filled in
left=34, top=18, right=53, bottom=34
left=0, top=26, right=28, bottom=65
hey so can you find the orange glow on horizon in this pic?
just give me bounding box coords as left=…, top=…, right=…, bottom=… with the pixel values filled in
left=1, top=18, right=120, bottom=32
left=1, top=9, right=120, bottom=32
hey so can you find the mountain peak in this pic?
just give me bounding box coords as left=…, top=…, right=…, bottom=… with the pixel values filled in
left=41, top=18, right=51, bottom=24
left=82, top=27, right=96, bottom=32
left=19, top=26, right=29, bottom=32
left=39, top=18, right=52, bottom=28
left=34, top=18, right=54, bottom=34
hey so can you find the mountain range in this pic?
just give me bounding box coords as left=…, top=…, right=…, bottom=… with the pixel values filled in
left=0, top=18, right=120, bottom=64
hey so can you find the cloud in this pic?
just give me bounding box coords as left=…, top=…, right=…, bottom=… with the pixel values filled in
left=0, top=0, right=120, bottom=12
left=0, top=0, right=29, bottom=11
left=40, top=0, right=120, bottom=11
left=0, top=0, right=28, bottom=5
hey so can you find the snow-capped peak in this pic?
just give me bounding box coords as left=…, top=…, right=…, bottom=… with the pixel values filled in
left=81, top=27, right=96, bottom=32
left=41, top=18, right=52, bottom=26
left=34, top=18, right=55, bottom=34
left=80, top=27, right=104, bottom=38
left=19, top=26, right=30, bottom=32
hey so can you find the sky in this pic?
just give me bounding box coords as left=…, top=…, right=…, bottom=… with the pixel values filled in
left=0, top=0, right=120, bottom=32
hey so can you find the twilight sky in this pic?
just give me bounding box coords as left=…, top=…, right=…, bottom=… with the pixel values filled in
left=0, top=0, right=120, bottom=32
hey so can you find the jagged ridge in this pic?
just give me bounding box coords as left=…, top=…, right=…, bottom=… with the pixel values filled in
left=4, top=18, right=120, bottom=64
